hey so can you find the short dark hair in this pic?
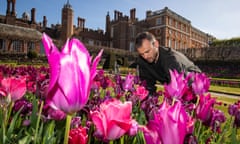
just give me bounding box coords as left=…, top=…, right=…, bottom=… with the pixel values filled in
left=135, top=31, right=156, bottom=49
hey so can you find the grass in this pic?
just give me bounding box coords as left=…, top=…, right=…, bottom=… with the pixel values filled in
left=210, top=85, right=240, bottom=95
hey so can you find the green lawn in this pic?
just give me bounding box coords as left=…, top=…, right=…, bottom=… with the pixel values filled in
left=210, top=85, right=240, bottom=95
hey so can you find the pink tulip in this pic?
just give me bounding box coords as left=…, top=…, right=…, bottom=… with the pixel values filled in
left=90, top=99, right=133, bottom=141
left=122, top=73, right=134, bottom=91
left=133, top=85, right=149, bottom=101
left=142, top=101, right=194, bottom=144
left=0, top=76, right=26, bottom=102
left=191, top=73, right=210, bottom=95
left=164, top=70, right=187, bottom=100
left=196, top=93, right=216, bottom=125
left=42, top=33, right=103, bottom=114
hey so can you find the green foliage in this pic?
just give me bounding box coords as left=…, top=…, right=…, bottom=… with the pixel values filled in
left=211, top=37, right=240, bottom=47
left=27, top=50, right=38, bottom=60
left=102, top=52, right=116, bottom=70
left=0, top=94, right=65, bottom=144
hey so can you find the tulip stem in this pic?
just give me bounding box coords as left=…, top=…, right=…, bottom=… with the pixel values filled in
left=64, top=114, right=72, bottom=144
left=120, top=136, right=124, bottom=144
left=34, top=100, right=44, bottom=144
left=197, top=120, right=202, bottom=139
left=6, top=101, right=14, bottom=128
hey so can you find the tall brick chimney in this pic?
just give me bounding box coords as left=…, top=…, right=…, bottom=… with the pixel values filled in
left=6, top=0, right=11, bottom=15
left=31, top=8, right=36, bottom=24
left=43, top=16, right=47, bottom=28
left=77, top=17, right=81, bottom=27
left=114, top=10, right=118, bottom=20
left=105, top=11, right=110, bottom=37
left=130, top=8, right=136, bottom=21
left=11, top=0, right=16, bottom=16
left=77, top=17, right=85, bottom=29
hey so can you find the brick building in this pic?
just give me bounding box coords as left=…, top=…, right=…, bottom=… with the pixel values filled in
left=0, top=0, right=214, bottom=56
left=0, top=0, right=42, bottom=54
left=107, top=7, right=215, bottom=51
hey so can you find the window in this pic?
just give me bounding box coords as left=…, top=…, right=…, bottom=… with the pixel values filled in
left=0, top=39, right=6, bottom=51
left=88, top=40, right=94, bottom=46
left=175, top=40, right=177, bottom=49
left=168, top=38, right=171, bottom=47
left=156, top=17, right=162, bottom=25
left=12, top=40, right=23, bottom=53
left=28, top=41, right=35, bottom=52
left=169, top=29, right=172, bottom=35
left=111, top=26, right=114, bottom=38
left=130, top=26, right=135, bottom=38
left=168, top=18, right=172, bottom=25
left=181, top=24, right=184, bottom=31
left=129, top=42, right=134, bottom=52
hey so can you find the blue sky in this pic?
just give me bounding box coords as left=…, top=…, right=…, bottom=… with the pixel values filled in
left=0, top=0, right=239, bottom=39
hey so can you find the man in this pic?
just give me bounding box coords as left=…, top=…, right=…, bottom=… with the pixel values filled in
left=135, top=31, right=201, bottom=94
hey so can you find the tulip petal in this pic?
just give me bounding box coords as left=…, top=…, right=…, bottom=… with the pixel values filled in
left=91, top=49, right=103, bottom=80
left=42, top=33, right=61, bottom=93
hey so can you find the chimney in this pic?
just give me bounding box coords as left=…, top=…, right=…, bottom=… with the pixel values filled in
left=43, top=16, right=47, bottom=28
left=105, top=11, right=110, bottom=34
left=77, top=17, right=85, bottom=28
left=118, top=12, right=122, bottom=19
left=6, top=0, right=11, bottom=15
left=114, top=10, right=118, bottom=20
left=146, top=10, right=152, bottom=17
left=77, top=17, right=81, bottom=27
left=130, top=8, right=136, bottom=21
left=11, top=0, right=16, bottom=16
left=31, top=8, right=36, bottom=24
left=82, top=19, right=85, bottom=29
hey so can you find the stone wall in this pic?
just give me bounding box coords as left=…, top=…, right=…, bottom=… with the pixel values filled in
left=178, top=46, right=240, bottom=61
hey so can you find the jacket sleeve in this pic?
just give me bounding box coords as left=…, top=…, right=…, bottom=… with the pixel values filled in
left=163, top=49, right=201, bottom=78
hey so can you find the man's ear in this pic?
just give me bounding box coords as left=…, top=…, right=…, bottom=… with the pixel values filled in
left=154, top=40, right=159, bottom=47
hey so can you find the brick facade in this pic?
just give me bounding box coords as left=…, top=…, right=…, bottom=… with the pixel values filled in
left=0, top=1, right=214, bottom=56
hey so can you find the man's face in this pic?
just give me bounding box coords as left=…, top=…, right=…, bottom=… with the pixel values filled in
left=137, top=39, right=158, bottom=63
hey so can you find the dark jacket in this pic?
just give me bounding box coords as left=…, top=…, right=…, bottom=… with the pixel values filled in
left=137, top=46, right=201, bottom=94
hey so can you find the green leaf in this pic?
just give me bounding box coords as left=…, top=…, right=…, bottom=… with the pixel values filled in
left=18, top=135, right=32, bottom=144
left=42, top=121, right=56, bottom=144
left=6, top=107, right=23, bottom=137
left=231, top=127, right=237, bottom=144
left=30, top=97, right=38, bottom=128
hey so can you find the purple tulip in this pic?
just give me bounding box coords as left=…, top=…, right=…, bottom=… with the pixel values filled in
left=191, top=73, right=210, bottom=95
left=164, top=70, right=188, bottom=100
left=142, top=101, right=194, bottom=144
left=228, top=104, right=238, bottom=116
left=71, top=116, right=82, bottom=128
left=13, top=99, right=33, bottom=115
left=196, top=94, right=216, bottom=125
left=122, top=73, right=134, bottom=91
left=210, top=109, right=226, bottom=132
left=127, top=120, right=139, bottom=136
left=42, top=33, right=103, bottom=114
left=228, top=101, right=240, bottom=128
left=47, top=108, right=66, bottom=121
left=234, top=110, right=240, bottom=127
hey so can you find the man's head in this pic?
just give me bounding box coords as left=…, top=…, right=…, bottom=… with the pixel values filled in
left=135, top=32, right=159, bottom=63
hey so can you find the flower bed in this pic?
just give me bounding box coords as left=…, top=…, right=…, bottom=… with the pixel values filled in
left=0, top=34, right=240, bottom=144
